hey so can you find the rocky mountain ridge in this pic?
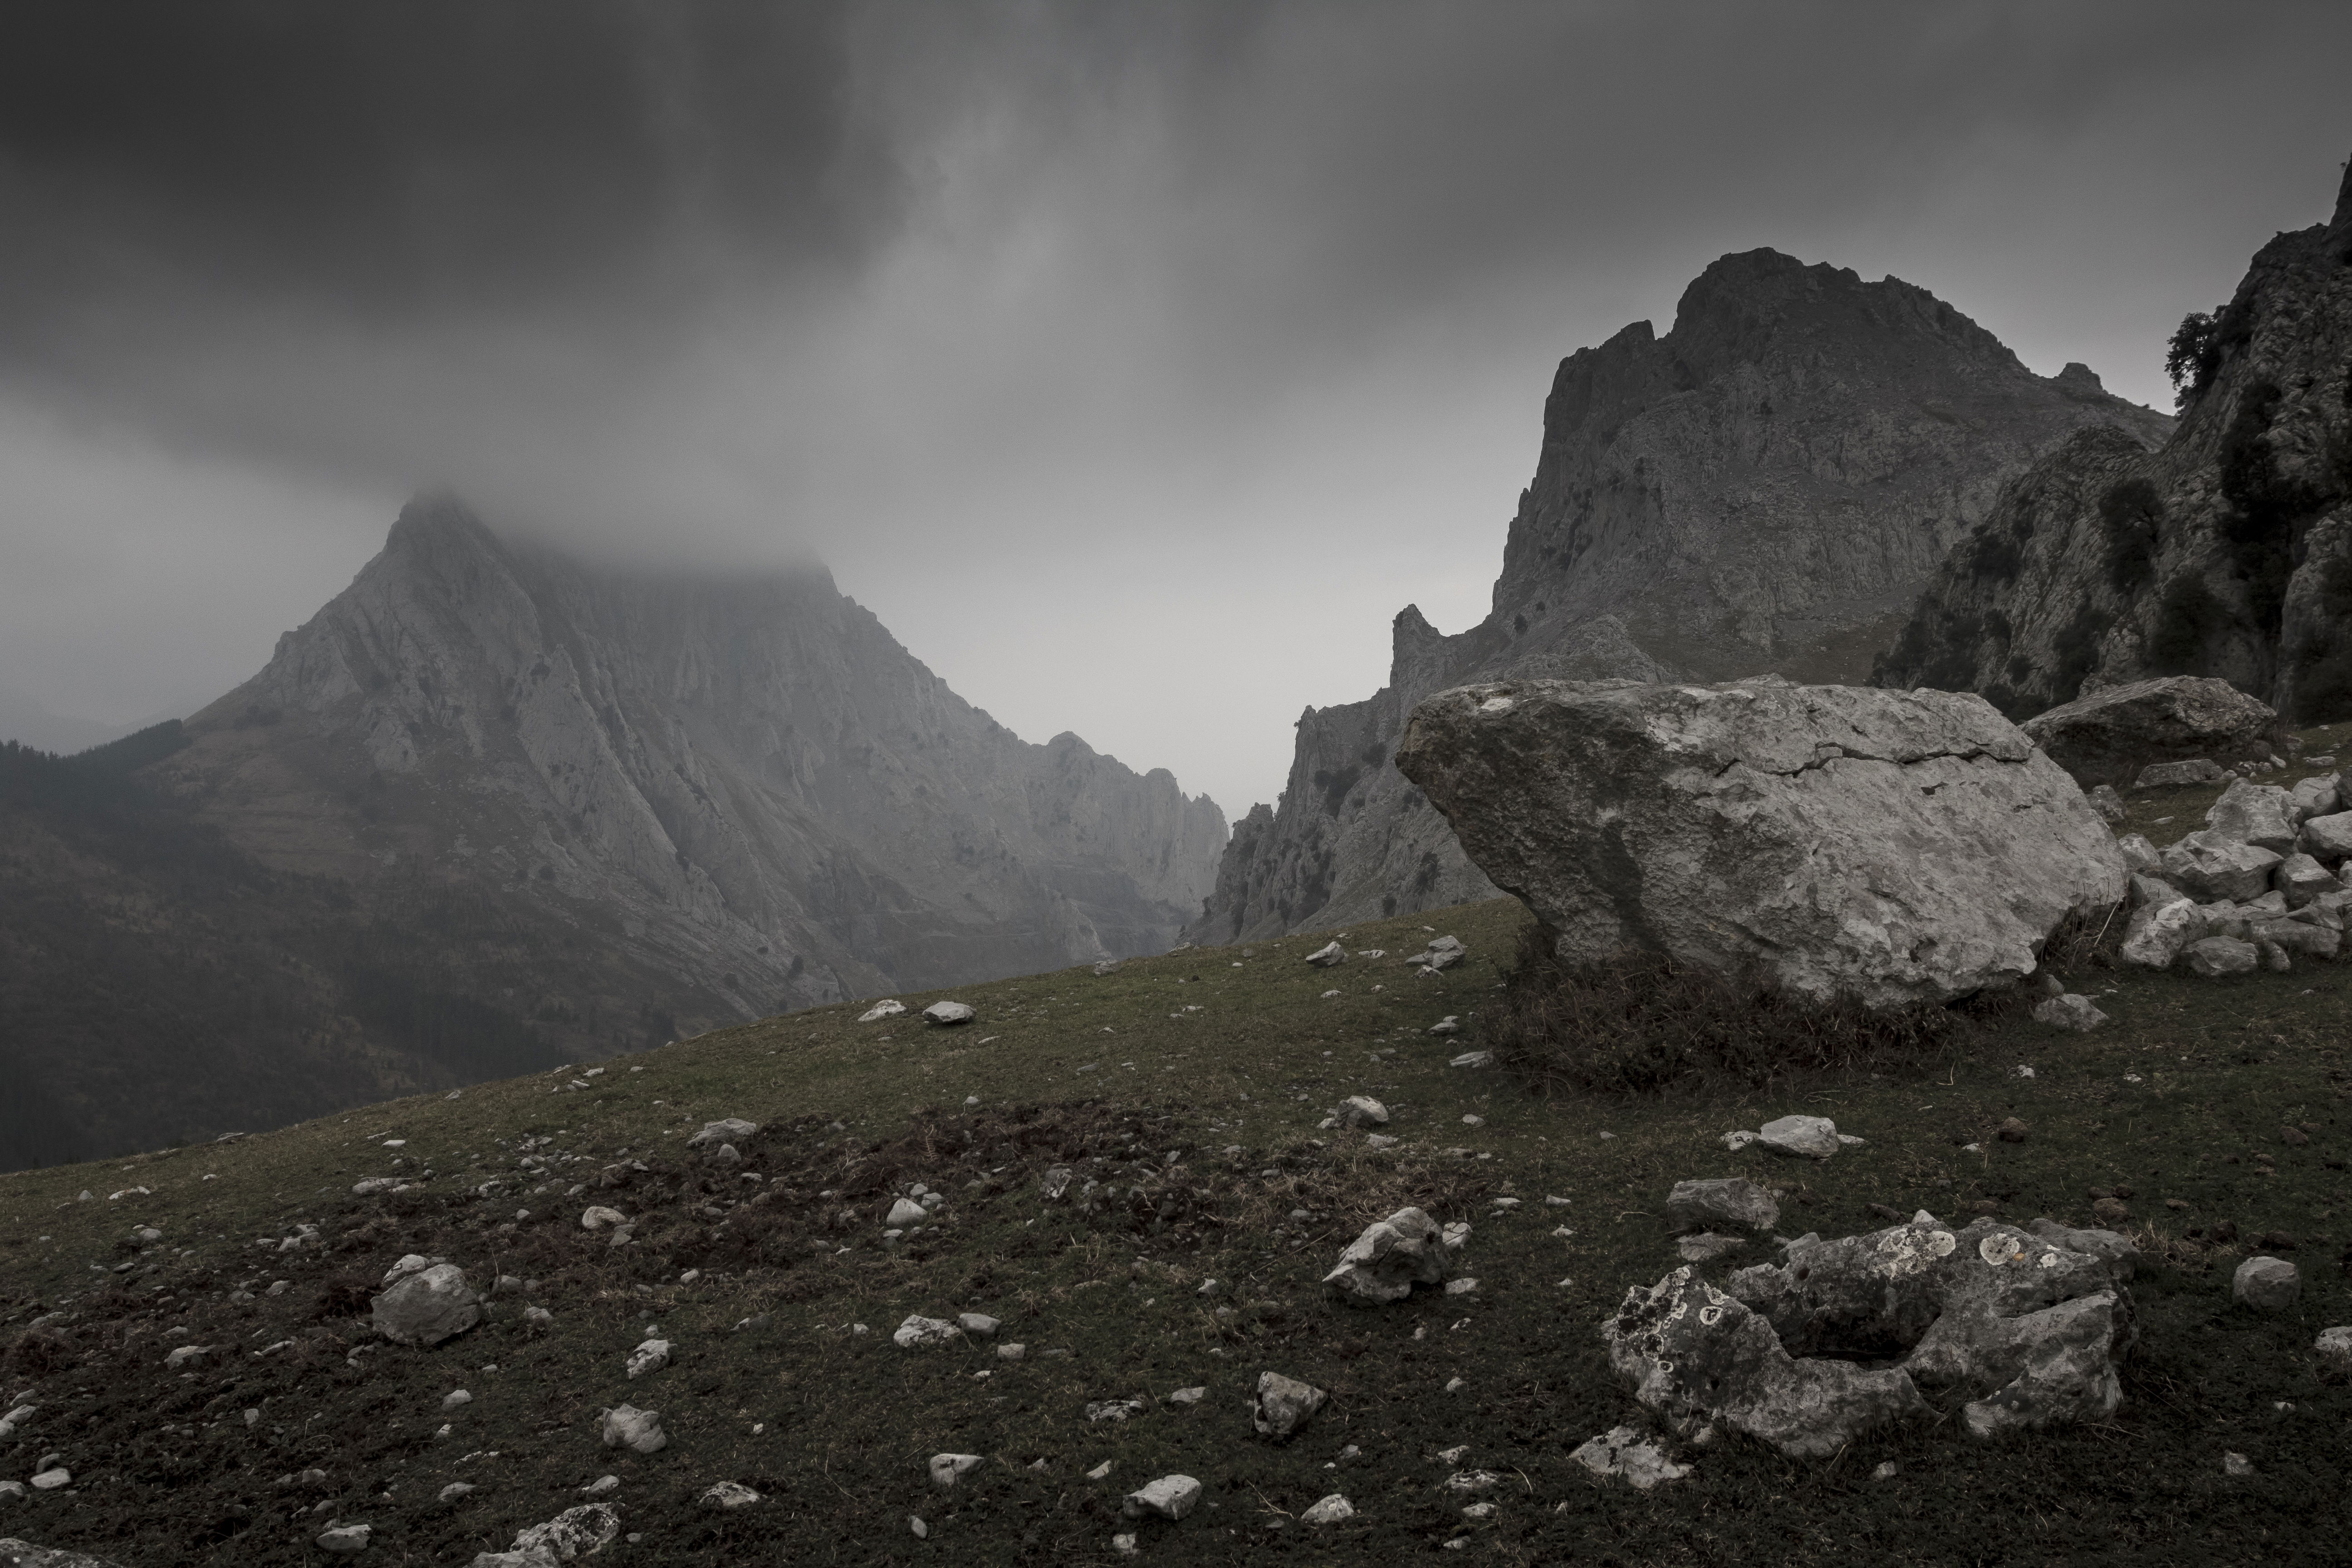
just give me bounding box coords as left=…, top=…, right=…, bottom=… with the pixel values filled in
left=1191, top=249, right=2170, bottom=945
left=1877, top=156, right=2352, bottom=722
left=156, top=496, right=1226, bottom=1030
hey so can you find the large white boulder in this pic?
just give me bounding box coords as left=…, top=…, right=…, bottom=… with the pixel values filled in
left=1396, top=681, right=2124, bottom=1009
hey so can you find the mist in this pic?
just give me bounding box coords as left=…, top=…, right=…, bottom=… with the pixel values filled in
left=3, top=0, right=2348, bottom=812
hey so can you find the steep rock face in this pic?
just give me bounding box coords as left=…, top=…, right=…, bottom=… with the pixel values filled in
left=1878, top=157, right=2352, bottom=722
left=156, top=497, right=1225, bottom=1033
left=1191, top=250, right=2167, bottom=943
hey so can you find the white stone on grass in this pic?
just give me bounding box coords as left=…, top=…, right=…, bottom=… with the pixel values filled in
left=372, top=1264, right=482, bottom=1347
left=625, top=1339, right=672, bottom=1379
left=956, top=1313, right=1000, bottom=1339
left=929, top=1453, right=985, bottom=1488
left=1569, top=1426, right=1693, bottom=1489
left=1122, top=1475, right=1203, bottom=1522
left=1299, top=1494, right=1355, bottom=1524
left=893, top=1314, right=960, bottom=1348
left=687, top=1118, right=759, bottom=1148
left=2234, top=1256, right=2301, bottom=1309
left=886, top=1199, right=927, bottom=1227
left=1304, top=942, right=1347, bottom=968
left=1758, top=1115, right=1841, bottom=1160
left=316, top=1524, right=371, bottom=1554
left=859, top=1000, right=906, bottom=1022
left=1251, top=1372, right=1327, bottom=1440
left=2031, top=994, right=2109, bottom=1031
left=598, top=1403, right=667, bottom=1455
left=701, top=1480, right=762, bottom=1508
left=923, top=1001, right=977, bottom=1026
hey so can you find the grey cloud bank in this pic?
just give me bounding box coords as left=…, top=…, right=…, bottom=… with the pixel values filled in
left=2, top=0, right=2348, bottom=813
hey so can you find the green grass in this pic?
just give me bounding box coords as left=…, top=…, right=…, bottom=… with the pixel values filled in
left=5, top=825, right=2352, bottom=1560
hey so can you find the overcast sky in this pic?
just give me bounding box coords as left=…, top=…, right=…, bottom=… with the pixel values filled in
left=3, top=1, right=2347, bottom=811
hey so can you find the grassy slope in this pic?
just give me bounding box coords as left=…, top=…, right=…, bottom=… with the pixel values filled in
left=3, top=743, right=2352, bottom=1563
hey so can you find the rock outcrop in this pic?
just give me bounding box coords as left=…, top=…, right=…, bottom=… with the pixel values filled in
left=1606, top=1216, right=2136, bottom=1456
left=1190, top=248, right=2167, bottom=944
left=154, top=495, right=1226, bottom=1043
left=2019, top=676, right=2289, bottom=788
left=1877, top=154, right=2352, bottom=724
left=1395, top=678, right=2125, bottom=1008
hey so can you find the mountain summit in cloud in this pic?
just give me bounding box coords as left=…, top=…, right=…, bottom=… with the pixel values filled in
left=1190, top=248, right=2171, bottom=946
left=156, top=493, right=1225, bottom=1030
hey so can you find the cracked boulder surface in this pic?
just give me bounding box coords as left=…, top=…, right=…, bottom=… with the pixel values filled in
left=1604, top=1217, right=2136, bottom=1458
left=1395, top=679, right=2126, bottom=1008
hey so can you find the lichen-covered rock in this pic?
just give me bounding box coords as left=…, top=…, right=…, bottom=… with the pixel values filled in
left=1608, top=1215, right=2136, bottom=1457
left=371, top=1263, right=481, bottom=1347
left=1604, top=1267, right=1927, bottom=1458
left=1568, top=1426, right=1694, bottom=1490
left=1396, top=681, right=2124, bottom=1010
left=2019, top=678, right=2288, bottom=789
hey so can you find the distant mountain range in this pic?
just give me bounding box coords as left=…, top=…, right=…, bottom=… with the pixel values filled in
left=0, top=681, right=168, bottom=755
left=0, top=498, right=1223, bottom=1169
left=1189, top=247, right=2172, bottom=946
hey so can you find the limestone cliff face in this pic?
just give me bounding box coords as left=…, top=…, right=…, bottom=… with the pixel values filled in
left=1878, top=158, right=2352, bottom=723
left=157, top=497, right=1225, bottom=1035
left=1190, top=249, right=2169, bottom=944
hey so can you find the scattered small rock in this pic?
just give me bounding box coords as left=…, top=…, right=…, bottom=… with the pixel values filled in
left=371, top=1263, right=482, bottom=1347
left=2223, top=1451, right=2254, bottom=1477
left=929, top=1454, right=984, bottom=1489
left=858, top=1000, right=905, bottom=1022
left=1122, top=1475, right=1204, bottom=1522
left=2234, top=1255, right=2301, bottom=1310
left=315, top=1524, right=371, bottom=1555
left=1667, top=1177, right=1780, bottom=1232
left=923, top=1001, right=976, bottom=1026
left=1758, top=1115, right=1841, bottom=1160
left=598, top=1404, right=667, bottom=1455
left=1304, top=942, right=1348, bottom=968
left=1251, top=1372, right=1327, bottom=1440
left=892, top=1315, right=960, bottom=1348
left=686, top=1119, right=759, bottom=1149
left=2031, top=994, right=2109, bottom=1031
left=1568, top=1426, right=1692, bottom=1490
left=625, top=1340, right=672, bottom=1379
left=1299, top=1494, right=1355, bottom=1525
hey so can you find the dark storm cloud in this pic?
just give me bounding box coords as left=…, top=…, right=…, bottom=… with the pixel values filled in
left=0, top=0, right=890, bottom=338
left=1, top=1, right=2348, bottom=810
